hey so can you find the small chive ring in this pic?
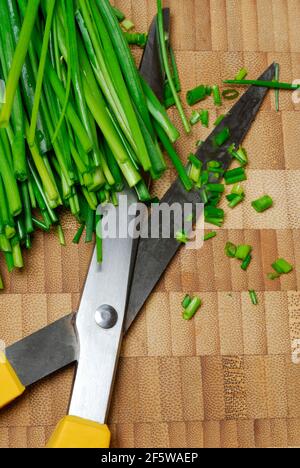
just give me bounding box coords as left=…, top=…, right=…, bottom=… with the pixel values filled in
left=222, top=89, right=240, bottom=100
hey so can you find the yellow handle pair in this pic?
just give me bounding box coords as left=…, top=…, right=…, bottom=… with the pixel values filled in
left=46, top=416, right=111, bottom=448
left=0, top=354, right=110, bottom=448
left=0, top=353, right=25, bottom=409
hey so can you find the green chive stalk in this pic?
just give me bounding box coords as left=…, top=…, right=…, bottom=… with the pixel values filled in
left=96, top=0, right=153, bottom=133
left=156, top=0, right=190, bottom=133
left=141, top=77, right=180, bottom=143
left=0, top=1, right=26, bottom=180
left=79, top=47, right=141, bottom=188
left=224, top=79, right=299, bottom=90
left=0, top=0, right=41, bottom=127
left=87, top=2, right=149, bottom=146
left=0, top=136, right=22, bottom=216
left=154, top=121, right=193, bottom=191
left=28, top=0, right=56, bottom=147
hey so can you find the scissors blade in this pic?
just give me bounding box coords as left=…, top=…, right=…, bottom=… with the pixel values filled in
left=6, top=314, right=78, bottom=387
left=139, top=8, right=170, bottom=101
left=125, top=62, right=276, bottom=331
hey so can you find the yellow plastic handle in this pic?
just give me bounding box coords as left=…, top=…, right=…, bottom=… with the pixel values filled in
left=0, top=353, right=25, bottom=409
left=46, top=416, right=111, bottom=449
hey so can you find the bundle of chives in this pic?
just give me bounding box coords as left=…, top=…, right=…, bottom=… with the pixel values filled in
left=0, top=0, right=192, bottom=287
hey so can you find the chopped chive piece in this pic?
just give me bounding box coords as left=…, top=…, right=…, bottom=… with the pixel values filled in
left=125, top=33, right=148, bottom=48
left=225, top=242, right=237, bottom=258
left=196, top=140, right=204, bottom=147
left=228, top=194, right=244, bottom=208
left=275, top=63, right=280, bottom=112
left=223, top=79, right=300, bottom=90
left=205, top=206, right=224, bottom=219
left=0, top=274, right=4, bottom=290
left=121, top=19, right=135, bottom=31
left=182, top=296, right=202, bottom=321
left=212, top=85, right=222, bottom=106
left=200, top=110, right=209, bottom=128
left=201, top=171, right=209, bottom=185
left=190, top=110, right=201, bottom=126
left=214, top=114, right=225, bottom=126
left=224, top=167, right=247, bottom=185
left=206, top=183, right=225, bottom=193
left=235, top=68, right=248, bottom=81
left=182, top=294, right=192, bottom=309
left=231, top=183, right=245, bottom=196
left=249, top=290, right=258, bottom=305
left=186, top=85, right=210, bottom=106
left=204, top=231, right=217, bottom=241
left=189, top=163, right=201, bottom=184
left=188, top=154, right=201, bottom=169
left=207, top=161, right=221, bottom=169
left=222, top=89, right=239, bottom=100
left=235, top=245, right=252, bottom=261
left=268, top=272, right=281, bottom=280
left=214, top=127, right=230, bottom=147
left=205, top=217, right=223, bottom=227
left=241, top=254, right=252, bottom=271
left=176, top=230, right=189, bottom=244
left=251, top=195, right=273, bottom=213
left=272, top=258, right=293, bottom=275
left=229, top=145, right=248, bottom=166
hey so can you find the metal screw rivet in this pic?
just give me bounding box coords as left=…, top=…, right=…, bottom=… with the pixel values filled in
left=95, top=305, right=118, bottom=329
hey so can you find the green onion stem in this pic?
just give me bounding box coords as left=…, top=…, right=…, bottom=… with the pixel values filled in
left=96, top=0, right=153, bottom=134
left=154, top=121, right=193, bottom=191
left=28, top=0, right=56, bottom=146
left=224, top=79, right=299, bottom=90
left=156, top=0, right=190, bottom=133
left=141, top=77, right=180, bottom=143
left=0, top=0, right=41, bottom=127
left=96, top=213, right=102, bottom=263
left=0, top=137, right=22, bottom=216
left=73, top=223, right=85, bottom=244
left=57, top=224, right=66, bottom=246
left=12, top=241, right=24, bottom=269
left=85, top=208, right=95, bottom=243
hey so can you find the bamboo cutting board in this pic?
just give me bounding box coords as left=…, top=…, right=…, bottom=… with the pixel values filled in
left=0, top=0, right=300, bottom=449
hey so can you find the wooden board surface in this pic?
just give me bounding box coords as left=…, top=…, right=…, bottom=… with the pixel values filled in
left=1, top=0, right=300, bottom=448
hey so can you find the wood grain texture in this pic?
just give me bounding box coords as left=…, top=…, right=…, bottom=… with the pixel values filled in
left=0, top=0, right=300, bottom=448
